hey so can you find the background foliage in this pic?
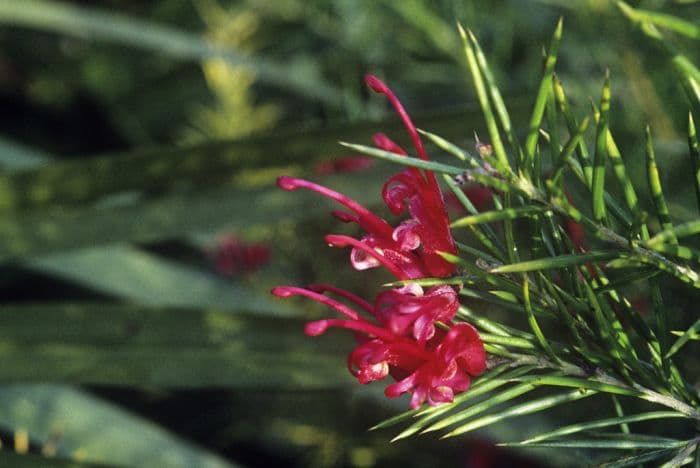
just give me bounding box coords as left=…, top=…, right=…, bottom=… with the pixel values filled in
left=0, top=0, right=699, bottom=466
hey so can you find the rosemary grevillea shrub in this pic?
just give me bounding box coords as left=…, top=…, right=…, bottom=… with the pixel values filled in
left=275, top=13, right=700, bottom=464
left=273, top=75, right=486, bottom=409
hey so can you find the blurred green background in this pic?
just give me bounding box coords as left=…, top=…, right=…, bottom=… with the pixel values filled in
left=0, top=0, right=698, bottom=466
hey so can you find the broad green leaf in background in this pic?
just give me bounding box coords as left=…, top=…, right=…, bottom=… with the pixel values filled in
left=27, top=246, right=293, bottom=314
left=0, top=303, right=349, bottom=387
left=0, top=107, right=502, bottom=214
left=0, top=385, right=239, bottom=468
left=0, top=0, right=342, bottom=106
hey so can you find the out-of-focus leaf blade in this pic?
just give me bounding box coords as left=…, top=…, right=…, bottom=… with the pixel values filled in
left=0, top=303, right=348, bottom=387
left=0, top=0, right=342, bottom=105
left=0, top=171, right=388, bottom=262
left=0, top=108, right=498, bottom=213
left=28, top=246, right=293, bottom=314
left=0, top=385, right=239, bottom=467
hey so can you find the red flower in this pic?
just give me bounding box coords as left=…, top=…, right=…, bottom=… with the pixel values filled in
left=208, top=235, right=270, bottom=276
left=375, top=284, right=459, bottom=343
left=277, top=75, right=457, bottom=279
left=314, top=155, right=375, bottom=175
left=272, top=285, right=485, bottom=409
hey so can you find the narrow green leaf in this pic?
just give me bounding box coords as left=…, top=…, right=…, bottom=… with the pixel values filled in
left=418, top=129, right=479, bottom=166
left=688, top=112, right=700, bottom=213
left=520, top=411, right=685, bottom=444
left=371, top=364, right=526, bottom=431
left=490, top=251, right=618, bottom=273
left=606, top=128, right=641, bottom=217
left=456, top=306, right=529, bottom=338
left=444, top=174, right=506, bottom=260
left=646, top=126, right=675, bottom=240
left=592, top=72, right=611, bottom=223
left=522, top=277, right=558, bottom=361
left=648, top=219, right=700, bottom=248
left=385, top=365, right=533, bottom=439
left=550, top=116, right=589, bottom=183
left=0, top=0, right=343, bottom=105
left=423, top=382, right=537, bottom=434
left=455, top=241, right=502, bottom=265
left=451, top=206, right=545, bottom=228
left=515, top=375, right=641, bottom=397
left=554, top=76, right=593, bottom=186
left=339, top=142, right=463, bottom=175
left=458, top=24, right=511, bottom=170
left=599, top=448, right=677, bottom=468
left=666, top=318, right=700, bottom=358
left=466, top=28, right=523, bottom=161
left=617, top=2, right=700, bottom=39
left=442, top=389, right=596, bottom=438
left=504, top=439, right=685, bottom=450
left=661, top=441, right=699, bottom=468
left=524, top=18, right=564, bottom=179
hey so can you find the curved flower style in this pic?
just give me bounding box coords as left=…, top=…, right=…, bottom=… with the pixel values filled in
left=272, top=285, right=485, bottom=409
left=374, top=284, right=459, bottom=343
left=277, top=75, right=457, bottom=279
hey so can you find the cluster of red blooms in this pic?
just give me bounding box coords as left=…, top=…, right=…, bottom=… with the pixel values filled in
left=208, top=235, right=271, bottom=276
left=273, top=75, right=486, bottom=409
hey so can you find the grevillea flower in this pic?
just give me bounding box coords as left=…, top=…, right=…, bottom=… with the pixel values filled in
left=272, top=285, right=485, bottom=409
left=277, top=75, right=457, bottom=279
left=374, top=284, right=459, bottom=343
left=208, top=235, right=270, bottom=276
left=314, top=155, right=375, bottom=175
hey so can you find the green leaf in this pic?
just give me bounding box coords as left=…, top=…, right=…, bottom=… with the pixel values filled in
left=0, top=385, right=239, bottom=467
left=599, top=448, right=678, bottom=468
left=458, top=24, right=511, bottom=170
left=514, top=375, right=641, bottom=397
left=418, top=129, right=479, bottom=166
left=520, top=411, right=686, bottom=445
left=550, top=116, right=589, bottom=183
left=27, top=246, right=293, bottom=314
left=465, top=28, right=523, bottom=161
left=646, top=126, right=675, bottom=240
left=0, top=136, right=51, bottom=170
left=451, top=206, right=545, bottom=228
left=422, top=382, right=538, bottom=435
left=339, top=142, right=463, bottom=175
left=0, top=0, right=343, bottom=105
left=592, top=72, right=611, bottom=223
left=647, top=218, right=700, bottom=247
left=666, top=318, right=700, bottom=358
left=380, top=364, right=528, bottom=438
left=522, top=277, right=558, bottom=361
left=660, top=440, right=699, bottom=468
left=0, top=113, right=423, bottom=214
left=0, top=303, right=348, bottom=387
left=0, top=453, right=101, bottom=468
left=490, top=251, right=618, bottom=273
left=688, top=112, right=700, bottom=213
left=442, top=388, right=596, bottom=438
left=504, top=439, right=686, bottom=450
left=524, top=18, right=564, bottom=179
left=0, top=169, right=389, bottom=262
left=617, top=2, right=700, bottom=40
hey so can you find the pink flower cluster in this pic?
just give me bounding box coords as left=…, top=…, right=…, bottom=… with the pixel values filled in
left=273, top=75, right=486, bottom=409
